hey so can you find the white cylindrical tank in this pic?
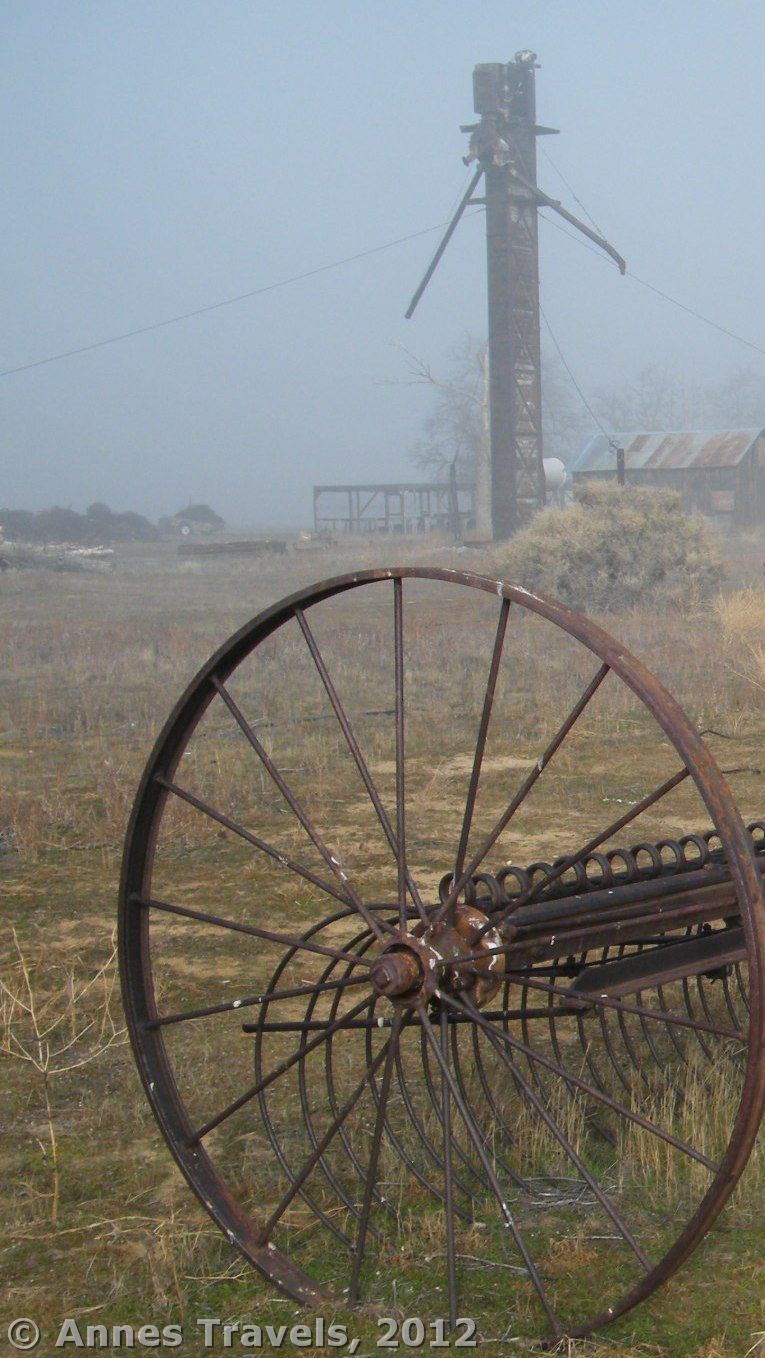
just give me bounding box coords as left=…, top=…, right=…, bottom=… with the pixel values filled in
left=543, top=457, right=567, bottom=492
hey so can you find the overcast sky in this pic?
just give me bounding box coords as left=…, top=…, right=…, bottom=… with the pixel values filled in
left=3, top=2, right=765, bottom=527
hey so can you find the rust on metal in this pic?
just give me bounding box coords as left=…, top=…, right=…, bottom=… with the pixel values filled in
left=119, top=565, right=765, bottom=1343
left=575, top=428, right=764, bottom=473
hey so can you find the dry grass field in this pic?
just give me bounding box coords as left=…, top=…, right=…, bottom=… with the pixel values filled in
left=4, top=532, right=765, bottom=1357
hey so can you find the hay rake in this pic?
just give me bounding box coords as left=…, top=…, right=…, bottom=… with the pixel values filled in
left=119, top=567, right=765, bottom=1342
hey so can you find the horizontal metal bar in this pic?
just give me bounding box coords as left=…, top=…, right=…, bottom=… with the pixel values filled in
left=241, top=1006, right=563, bottom=1033
left=487, top=858, right=752, bottom=931
left=568, top=927, right=745, bottom=999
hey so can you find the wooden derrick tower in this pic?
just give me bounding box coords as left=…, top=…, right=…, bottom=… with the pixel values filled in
left=407, top=53, right=625, bottom=539
left=469, top=56, right=546, bottom=536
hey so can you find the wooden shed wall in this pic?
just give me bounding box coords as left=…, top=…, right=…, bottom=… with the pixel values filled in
left=573, top=442, right=765, bottom=524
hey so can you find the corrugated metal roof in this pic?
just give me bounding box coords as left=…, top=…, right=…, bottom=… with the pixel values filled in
left=572, top=429, right=764, bottom=473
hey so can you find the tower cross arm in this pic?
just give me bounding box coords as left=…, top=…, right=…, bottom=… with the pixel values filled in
left=404, top=167, right=485, bottom=319
left=510, top=168, right=626, bottom=274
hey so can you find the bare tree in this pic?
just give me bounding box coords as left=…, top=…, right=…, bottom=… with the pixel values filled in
left=595, top=364, right=706, bottom=432
left=403, top=338, right=491, bottom=535
left=595, top=363, right=765, bottom=433
left=710, top=366, right=765, bottom=427
left=541, top=359, right=593, bottom=464
left=404, top=340, right=486, bottom=473
left=405, top=338, right=594, bottom=535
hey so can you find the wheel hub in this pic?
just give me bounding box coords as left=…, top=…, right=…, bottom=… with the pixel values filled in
left=369, top=933, right=439, bottom=1005
left=424, top=903, right=505, bottom=1006
left=371, top=905, right=505, bottom=1008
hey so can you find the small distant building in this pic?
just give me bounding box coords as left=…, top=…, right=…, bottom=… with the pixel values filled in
left=162, top=504, right=225, bottom=536
left=571, top=429, right=765, bottom=524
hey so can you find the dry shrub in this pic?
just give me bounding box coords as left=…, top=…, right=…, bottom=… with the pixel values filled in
left=0, top=929, right=126, bottom=1224
left=490, top=484, right=724, bottom=613
left=714, top=587, right=765, bottom=695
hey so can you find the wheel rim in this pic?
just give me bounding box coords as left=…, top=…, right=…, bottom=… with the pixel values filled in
left=119, top=567, right=765, bottom=1341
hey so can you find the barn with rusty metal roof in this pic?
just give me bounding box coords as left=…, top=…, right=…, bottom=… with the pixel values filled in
left=571, top=429, right=765, bottom=522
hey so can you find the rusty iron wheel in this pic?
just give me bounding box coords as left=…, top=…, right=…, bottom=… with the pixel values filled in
left=119, top=567, right=765, bottom=1342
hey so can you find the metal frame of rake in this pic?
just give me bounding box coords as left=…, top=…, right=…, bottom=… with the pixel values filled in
left=118, top=567, right=765, bottom=1343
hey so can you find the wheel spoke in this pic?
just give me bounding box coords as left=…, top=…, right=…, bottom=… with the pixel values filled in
left=439, top=992, right=716, bottom=1170
left=498, top=969, right=746, bottom=1043
left=191, top=992, right=376, bottom=1142
left=439, top=662, right=610, bottom=916
left=418, top=1002, right=564, bottom=1340
left=389, top=1026, right=479, bottom=1216
left=419, top=1017, right=492, bottom=1197
left=258, top=1023, right=399, bottom=1247
left=348, top=1012, right=402, bottom=1302
left=255, top=938, right=377, bottom=1251
left=148, top=975, right=370, bottom=1029
left=212, top=677, right=387, bottom=941
left=484, top=767, right=690, bottom=936
left=440, top=1006, right=458, bottom=1330
left=452, top=598, right=511, bottom=893
left=156, top=776, right=356, bottom=908
left=308, top=940, right=394, bottom=1235
left=394, top=577, right=407, bottom=930
left=134, top=893, right=372, bottom=970
left=455, top=994, right=652, bottom=1272
left=294, top=605, right=428, bottom=923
